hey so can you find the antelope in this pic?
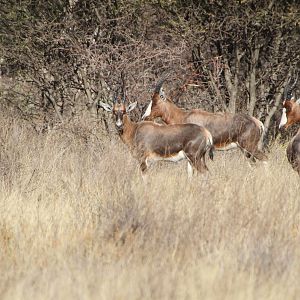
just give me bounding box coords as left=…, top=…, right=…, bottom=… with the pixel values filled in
left=99, top=91, right=214, bottom=176
left=279, top=75, right=300, bottom=175
left=143, top=79, right=268, bottom=162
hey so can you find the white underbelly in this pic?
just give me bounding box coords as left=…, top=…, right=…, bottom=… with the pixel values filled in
left=147, top=150, right=186, bottom=164
left=216, top=143, right=238, bottom=151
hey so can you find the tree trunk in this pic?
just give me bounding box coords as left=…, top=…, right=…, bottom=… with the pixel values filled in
left=44, top=91, right=64, bottom=123
left=207, top=69, right=227, bottom=111
left=224, top=47, right=243, bottom=113
left=263, top=76, right=291, bottom=144
left=248, top=43, right=260, bottom=116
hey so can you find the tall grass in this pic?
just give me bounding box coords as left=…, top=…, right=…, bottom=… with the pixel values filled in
left=0, top=112, right=299, bottom=300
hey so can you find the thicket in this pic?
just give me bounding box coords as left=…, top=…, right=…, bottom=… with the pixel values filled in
left=0, top=0, right=299, bottom=142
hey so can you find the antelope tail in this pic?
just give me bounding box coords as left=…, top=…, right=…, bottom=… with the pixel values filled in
left=206, top=132, right=214, bottom=161
left=209, top=145, right=215, bottom=161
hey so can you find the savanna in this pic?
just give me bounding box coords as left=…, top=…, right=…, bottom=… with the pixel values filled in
left=0, top=1, right=299, bottom=299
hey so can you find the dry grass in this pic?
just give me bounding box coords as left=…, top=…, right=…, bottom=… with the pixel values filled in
left=0, top=112, right=299, bottom=300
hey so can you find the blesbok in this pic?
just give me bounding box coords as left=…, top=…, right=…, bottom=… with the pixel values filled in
left=99, top=91, right=214, bottom=176
left=142, top=79, right=268, bottom=162
left=279, top=76, right=300, bottom=175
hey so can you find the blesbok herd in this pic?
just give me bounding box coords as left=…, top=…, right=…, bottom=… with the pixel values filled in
left=100, top=75, right=300, bottom=177
left=142, top=79, right=267, bottom=163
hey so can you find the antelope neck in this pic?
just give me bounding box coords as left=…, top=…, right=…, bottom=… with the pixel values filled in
left=294, top=105, right=300, bottom=122
left=120, top=115, right=137, bottom=146
left=160, top=101, right=186, bottom=124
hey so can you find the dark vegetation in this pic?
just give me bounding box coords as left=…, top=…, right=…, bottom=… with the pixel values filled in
left=0, top=0, right=299, bottom=143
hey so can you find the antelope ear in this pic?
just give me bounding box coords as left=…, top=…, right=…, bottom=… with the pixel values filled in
left=142, top=100, right=152, bottom=120
left=99, top=101, right=112, bottom=112
left=126, top=101, right=137, bottom=112
left=296, top=98, right=300, bottom=105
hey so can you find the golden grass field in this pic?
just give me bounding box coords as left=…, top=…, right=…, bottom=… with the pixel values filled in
left=0, top=112, right=299, bottom=300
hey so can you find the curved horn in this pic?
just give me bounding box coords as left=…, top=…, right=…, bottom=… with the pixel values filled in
left=284, top=73, right=298, bottom=100
left=120, top=71, right=126, bottom=103
left=154, top=78, right=167, bottom=93
left=122, top=88, right=126, bottom=103
left=113, top=87, right=119, bottom=103
left=290, top=72, right=298, bottom=90
left=154, top=72, right=170, bottom=93
left=284, top=77, right=293, bottom=100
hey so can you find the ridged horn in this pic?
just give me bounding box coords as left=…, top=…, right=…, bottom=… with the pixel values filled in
left=113, top=88, right=119, bottom=103
left=284, top=73, right=298, bottom=100
left=122, top=88, right=126, bottom=103
left=120, top=71, right=126, bottom=103
left=290, top=72, right=298, bottom=91
left=154, top=78, right=167, bottom=94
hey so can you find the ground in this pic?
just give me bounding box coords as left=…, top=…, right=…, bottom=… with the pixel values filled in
left=0, top=116, right=299, bottom=300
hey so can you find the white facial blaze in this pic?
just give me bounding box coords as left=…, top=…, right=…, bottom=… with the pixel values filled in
left=116, top=117, right=122, bottom=128
left=279, top=108, right=287, bottom=128
left=142, top=100, right=152, bottom=120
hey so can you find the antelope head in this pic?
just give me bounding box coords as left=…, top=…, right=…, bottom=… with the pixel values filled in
left=279, top=74, right=300, bottom=129
left=99, top=90, right=137, bottom=133
left=142, top=78, right=168, bottom=120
